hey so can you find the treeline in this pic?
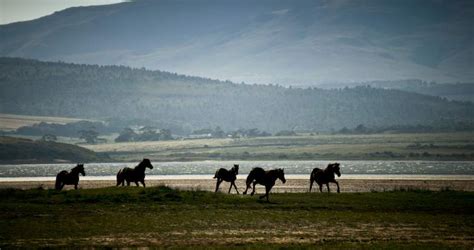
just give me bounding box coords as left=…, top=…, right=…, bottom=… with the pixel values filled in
left=320, top=79, right=474, bottom=103
left=190, top=127, right=271, bottom=138
left=15, top=121, right=114, bottom=137
left=337, top=122, right=474, bottom=134
left=12, top=121, right=295, bottom=144
left=115, top=127, right=172, bottom=142
left=1, top=58, right=474, bottom=133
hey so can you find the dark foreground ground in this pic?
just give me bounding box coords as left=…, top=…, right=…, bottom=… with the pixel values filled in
left=0, top=187, right=473, bottom=249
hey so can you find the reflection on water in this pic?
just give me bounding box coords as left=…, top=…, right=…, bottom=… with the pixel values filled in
left=0, top=161, right=473, bottom=179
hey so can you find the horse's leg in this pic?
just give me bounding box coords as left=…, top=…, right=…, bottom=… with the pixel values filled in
left=60, top=183, right=65, bottom=191
left=232, top=181, right=239, bottom=194
left=74, top=184, right=78, bottom=190
left=135, top=181, right=139, bottom=187
left=126, top=180, right=130, bottom=186
left=243, top=181, right=250, bottom=195
left=215, top=179, right=222, bottom=193
left=333, top=180, right=340, bottom=193
left=228, top=182, right=233, bottom=194
left=140, top=180, right=146, bottom=188
left=250, top=181, right=257, bottom=196
left=260, top=185, right=271, bottom=202
left=319, top=183, right=322, bottom=193
left=326, top=183, right=330, bottom=193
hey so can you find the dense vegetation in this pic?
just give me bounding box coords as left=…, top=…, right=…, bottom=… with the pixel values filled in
left=1, top=58, right=473, bottom=134
left=320, top=79, right=474, bottom=102
left=0, top=136, right=107, bottom=163
left=0, top=187, right=472, bottom=248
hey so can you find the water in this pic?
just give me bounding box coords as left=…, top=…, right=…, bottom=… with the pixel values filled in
left=0, top=161, right=473, bottom=180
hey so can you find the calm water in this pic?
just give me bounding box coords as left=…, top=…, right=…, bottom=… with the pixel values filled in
left=0, top=161, right=473, bottom=180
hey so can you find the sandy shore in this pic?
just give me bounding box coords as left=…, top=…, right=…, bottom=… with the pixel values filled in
left=1, top=178, right=473, bottom=192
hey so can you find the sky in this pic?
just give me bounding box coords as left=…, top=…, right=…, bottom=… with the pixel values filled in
left=0, top=0, right=126, bottom=24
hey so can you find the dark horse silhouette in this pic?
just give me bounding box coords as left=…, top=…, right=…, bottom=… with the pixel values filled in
left=55, top=164, right=85, bottom=190
left=214, top=164, right=239, bottom=193
left=243, top=167, right=286, bottom=201
left=309, top=163, right=341, bottom=193
left=116, top=159, right=154, bottom=187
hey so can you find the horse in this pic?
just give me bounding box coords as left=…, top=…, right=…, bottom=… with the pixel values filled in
left=243, top=167, right=286, bottom=202
left=309, top=163, right=341, bottom=193
left=214, top=164, right=239, bottom=194
left=55, top=164, right=85, bottom=190
left=116, top=159, right=154, bottom=187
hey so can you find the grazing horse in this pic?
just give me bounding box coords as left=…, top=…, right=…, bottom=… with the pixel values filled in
left=214, top=164, right=239, bottom=194
left=55, top=164, right=85, bottom=190
left=116, top=159, right=154, bottom=187
left=243, top=167, right=286, bottom=201
left=309, top=163, right=341, bottom=193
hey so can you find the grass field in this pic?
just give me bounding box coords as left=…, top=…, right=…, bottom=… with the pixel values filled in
left=0, top=187, right=472, bottom=248
left=83, top=132, right=474, bottom=161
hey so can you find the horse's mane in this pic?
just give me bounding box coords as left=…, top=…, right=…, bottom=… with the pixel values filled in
left=71, top=164, right=83, bottom=172
left=231, top=164, right=239, bottom=172
left=326, top=163, right=339, bottom=169
left=269, top=168, right=284, bottom=174
left=137, top=159, right=148, bottom=167
left=135, top=159, right=152, bottom=170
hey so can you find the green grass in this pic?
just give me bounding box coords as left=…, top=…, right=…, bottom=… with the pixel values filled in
left=1, top=187, right=473, bottom=248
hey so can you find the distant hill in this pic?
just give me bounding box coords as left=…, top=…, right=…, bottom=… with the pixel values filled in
left=0, top=136, right=107, bottom=163
left=0, top=0, right=472, bottom=85
left=1, top=57, right=473, bottom=133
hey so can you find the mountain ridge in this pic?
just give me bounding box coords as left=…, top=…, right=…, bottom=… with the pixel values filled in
left=1, top=0, right=472, bottom=85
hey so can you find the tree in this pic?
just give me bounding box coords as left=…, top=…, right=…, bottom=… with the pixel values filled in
left=159, top=128, right=173, bottom=140
left=354, top=124, right=368, bottom=134
left=40, top=133, right=57, bottom=142
left=275, top=130, right=297, bottom=136
left=78, top=129, right=99, bottom=144
left=212, top=126, right=225, bottom=138
left=138, top=126, right=160, bottom=141
left=115, top=128, right=137, bottom=142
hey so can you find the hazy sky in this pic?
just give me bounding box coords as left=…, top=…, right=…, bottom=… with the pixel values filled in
left=0, top=0, right=126, bottom=24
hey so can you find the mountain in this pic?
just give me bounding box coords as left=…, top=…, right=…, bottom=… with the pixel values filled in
left=1, top=57, right=473, bottom=132
left=0, top=0, right=473, bottom=85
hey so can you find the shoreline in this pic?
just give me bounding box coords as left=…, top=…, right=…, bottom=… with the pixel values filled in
left=1, top=178, right=473, bottom=192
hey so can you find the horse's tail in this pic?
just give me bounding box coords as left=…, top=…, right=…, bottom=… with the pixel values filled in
left=245, top=169, right=255, bottom=185
left=213, top=170, right=219, bottom=179
left=310, top=168, right=315, bottom=181
left=116, top=169, right=123, bottom=186
left=55, top=173, right=62, bottom=190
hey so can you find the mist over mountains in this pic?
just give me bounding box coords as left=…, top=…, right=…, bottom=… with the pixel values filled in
left=1, top=0, right=473, bottom=85
left=1, top=57, right=473, bottom=133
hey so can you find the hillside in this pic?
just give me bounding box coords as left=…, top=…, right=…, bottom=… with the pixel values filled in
left=1, top=57, right=473, bottom=133
left=0, top=136, right=106, bottom=163
left=0, top=0, right=472, bottom=85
